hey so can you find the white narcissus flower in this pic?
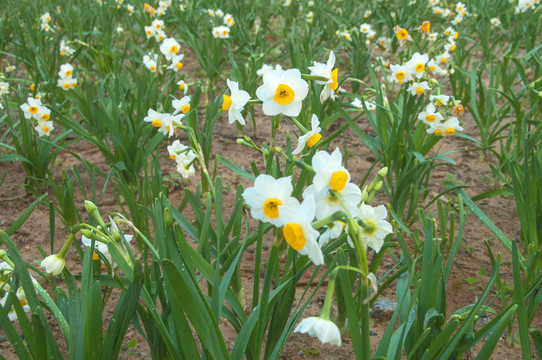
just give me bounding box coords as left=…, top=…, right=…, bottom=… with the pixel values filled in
left=407, top=81, right=431, bottom=96
left=212, top=26, right=230, bottom=39
left=177, top=80, right=188, bottom=93
left=172, top=95, right=191, bottom=114
left=279, top=196, right=324, bottom=265
left=294, top=317, right=342, bottom=346
left=318, top=220, right=345, bottom=247
left=222, top=79, right=251, bottom=125
left=242, top=174, right=300, bottom=227
left=426, top=117, right=463, bottom=136
left=59, top=40, right=75, bottom=57
left=160, top=38, right=181, bottom=61
left=0, top=81, right=9, bottom=96
left=167, top=53, right=185, bottom=72
left=143, top=109, right=178, bottom=137
left=143, top=54, right=158, bottom=72
left=58, top=64, right=74, bottom=79
left=490, top=18, right=501, bottom=26
left=406, top=52, right=429, bottom=79
left=35, top=120, right=54, bottom=137
left=256, top=68, right=309, bottom=117
left=303, top=181, right=361, bottom=221
left=20, top=97, right=42, bottom=120
left=389, top=63, right=413, bottom=85
left=292, top=114, right=321, bottom=154
left=81, top=234, right=133, bottom=267
left=427, top=59, right=445, bottom=76
left=356, top=203, right=393, bottom=252
left=224, top=14, right=235, bottom=27
left=41, top=254, right=65, bottom=275
left=430, top=94, right=450, bottom=107
left=308, top=51, right=339, bottom=103
left=418, top=103, right=444, bottom=125
left=311, top=148, right=350, bottom=193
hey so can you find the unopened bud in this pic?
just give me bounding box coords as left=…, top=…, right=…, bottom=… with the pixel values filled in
left=84, top=200, right=98, bottom=214
left=236, top=138, right=245, bottom=145
left=164, top=207, right=173, bottom=229
left=374, top=181, right=383, bottom=192
left=361, top=185, right=369, bottom=202
left=377, top=167, right=388, bottom=177
left=449, top=68, right=455, bottom=75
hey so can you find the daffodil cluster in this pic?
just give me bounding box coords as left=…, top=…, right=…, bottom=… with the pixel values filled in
left=59, top=40, right=75, bottom=57
left=57, top=63, right=77, bottom=91
left=20, top=97, right=54, bottom=137
left=0, top=261, right=32, bottom=322
left=242, top=148, right=393, bottom=265
left=40, top=12, right=53, bottom=32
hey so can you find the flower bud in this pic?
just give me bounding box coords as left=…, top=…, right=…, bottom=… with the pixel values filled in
left=84, top=200, right=98, bottom=214
left=377, top=167, right=388, bottom=177
left=374, top=180, right=383, bottom=192
left=41, top=254, right=65, bottom=276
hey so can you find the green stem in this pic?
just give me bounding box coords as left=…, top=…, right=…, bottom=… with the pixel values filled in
left=57, top=233, right=75, bottom=259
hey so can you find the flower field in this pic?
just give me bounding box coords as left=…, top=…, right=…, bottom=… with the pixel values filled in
left=0, top=0, right=541, bottom=359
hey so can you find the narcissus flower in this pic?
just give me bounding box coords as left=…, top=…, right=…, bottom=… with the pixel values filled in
left=308, top=51, right=339, bottom=103
left=389, top=63, right=413, bottom=84
left=426, top=117, right=463, bottom=136
left=318, top=220, right=345, bottom=246
left=143, top=54, right=158, bottom=72
left=167, top=53, right=185, bottom=72
left=143, top=109, right=180, bottom=137
left=166, top=140, right=197, bottom=177
left=430, top=94, right=450, bottom=107
left=0, top=82, right=9, bottom=96
left=59, top=40, right=75, bottom=56
left=223, top=79, right=251, bottom=125
left=407, top=81, right=431, bottom=96
left=160, top=38, right=181, bottom=61
left=20, top=97, right=42, bottom=120
left=256, top=68, right=308, bottom=116
left=292, top=114, right=322, bottom=154
left=177, top=79, right=188, bottom=93
left=279, top=196, right=324, bottom=265
left=406, top=52, right=429, bottom=79
left=242, top=174, right=300, bottom=227
left=224, top=14, right=235, bottom=27
left=212, top=26, right=230, bottom=39
left=490, top=18, right=501, bottom=26
left=393, top=25, right=412, bottom=46
left=172, top=95, right=191, bottom=114
left=357, top=203, right=393, bottom=252
left=58, top=64, right=74, bottom=79
left=311, top=148, right=351, bottom=193
left=295, top=317, right=341, bottom=346
left=418, top=103, right=444, bottom=125
left=35, top=120, right=54, bottom=137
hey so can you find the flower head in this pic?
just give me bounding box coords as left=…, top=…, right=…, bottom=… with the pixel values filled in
left=418, top=103, right=444, bottom=125
left=311, top=148, right=350, bottom=193
left=256, top=68, right=308, bottom=117
left=223, top=79, right=251, bottom=125
left=212, top=26, right=230, bottom=39
left=308, top=51, right=339, bottom=103
left=279, top=196, right=324, bottom=265
left=356, top=203, right=392, bottom=252
left=160, top=38, right=181, bottom=61
left=242, top=175, right=300, bottom=227
left=292, top=114, right=322, bottom=154
left=172, top=95, right=191, bottom=114
left=426, top=117, right=463, bottom=136
left=41, top=254, right=65, bottom=275
left=407, top=81, right=431, bottom=96
left=294, top=317, right=341, bottom=346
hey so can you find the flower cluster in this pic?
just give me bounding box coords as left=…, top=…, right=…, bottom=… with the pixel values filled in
left=167, top=140, right=197, bottom=178
left=420, top=96, right=464, bottom=136
left=40, top=12, right=53, bottom=32
left=145, top=19, right=166, bottom=41
left=57, top=63, right=77, bottom=91
left=20, top=97, right=54, bottom=137
left=0, top=262, right=32, bottom=322
left=59, top=40, right=75, bottom=57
